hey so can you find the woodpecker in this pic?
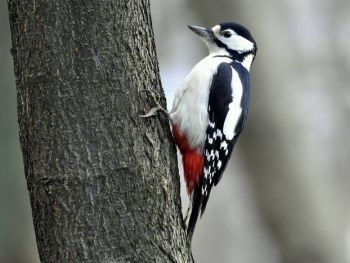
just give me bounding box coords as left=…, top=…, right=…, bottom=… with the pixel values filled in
left=142, top=22, right=257, bottom=241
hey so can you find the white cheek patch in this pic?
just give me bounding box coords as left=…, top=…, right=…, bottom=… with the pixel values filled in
left=212, top=26, right=252, bottom=51
left=224, top=35, right=254, bottom=53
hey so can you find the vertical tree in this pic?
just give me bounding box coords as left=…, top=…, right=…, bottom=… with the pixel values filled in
left=8, top=0, right=193, bottom=262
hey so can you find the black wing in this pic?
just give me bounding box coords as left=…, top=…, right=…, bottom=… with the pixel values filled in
left=187, top=62, right=251, bottom=241
left=201, top=62, right=237, bottom=214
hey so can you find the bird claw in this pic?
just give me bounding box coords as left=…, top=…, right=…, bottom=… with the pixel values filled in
left=140, top=89, right=169, bottom=117
left=140, top=106, right=163, bottom=118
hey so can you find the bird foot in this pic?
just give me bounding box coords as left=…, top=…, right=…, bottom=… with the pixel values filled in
left=140, top=89, right=169, bottom=117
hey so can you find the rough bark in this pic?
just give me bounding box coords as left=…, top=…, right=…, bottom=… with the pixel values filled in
left=8, top=0, right=193, bottom=262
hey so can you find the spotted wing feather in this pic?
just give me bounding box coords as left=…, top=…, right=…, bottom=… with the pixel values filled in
left=187, top=61, right=251, bottom=241
left=201, top=62, right=251, bottom=214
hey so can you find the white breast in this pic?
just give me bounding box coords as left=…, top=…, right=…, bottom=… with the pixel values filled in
left=170, top=56, right=232, bottom=151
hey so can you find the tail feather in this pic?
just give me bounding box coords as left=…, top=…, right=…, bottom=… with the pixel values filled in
left=186, top=185, right=202, bottom=242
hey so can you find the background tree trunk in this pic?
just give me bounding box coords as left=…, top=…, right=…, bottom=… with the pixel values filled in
left=8, top=0, right=193, bottom=262
left=177, top=1, right=350, bottom=263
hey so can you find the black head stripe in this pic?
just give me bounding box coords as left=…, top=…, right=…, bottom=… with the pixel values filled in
left=213, top=38, right=255, bottom=62
left=219, top=22, right=255, bottom=43
left=214, top=22, right=257, bottom=61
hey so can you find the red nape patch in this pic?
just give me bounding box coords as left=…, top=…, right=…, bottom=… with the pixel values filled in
left=183, top=151, right=204, bottom=195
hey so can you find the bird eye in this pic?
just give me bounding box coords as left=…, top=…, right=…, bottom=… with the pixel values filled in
left=222, top=31, right=232, bottom=38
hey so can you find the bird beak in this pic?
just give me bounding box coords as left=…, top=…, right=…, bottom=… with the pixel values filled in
left=188, top=25, right=214, bottom=41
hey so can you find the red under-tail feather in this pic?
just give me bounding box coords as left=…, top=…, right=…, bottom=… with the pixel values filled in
left=172, top=124, right=205, bottom=241
left=172, top=125, right=204, bottom=194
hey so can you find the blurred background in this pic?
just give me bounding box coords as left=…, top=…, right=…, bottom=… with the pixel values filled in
left=1, top=0, right=350, bottom=262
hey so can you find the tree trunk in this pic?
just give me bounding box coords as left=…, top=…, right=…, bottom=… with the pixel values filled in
left=8, top=0, right=193, bottom=262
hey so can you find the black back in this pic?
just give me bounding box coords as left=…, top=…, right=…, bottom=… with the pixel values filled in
left=187, top=61, right=251, bottom=241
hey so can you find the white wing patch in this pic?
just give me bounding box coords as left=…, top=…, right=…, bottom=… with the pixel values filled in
left=223, top=68, right=243, bottom=140
left=223, top=104, right=242, bottom=140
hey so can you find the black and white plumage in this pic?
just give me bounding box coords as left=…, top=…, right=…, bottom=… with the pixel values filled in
left=168, top=22, right=257, bottom=241
left=200, top=61, right=251, bottom=215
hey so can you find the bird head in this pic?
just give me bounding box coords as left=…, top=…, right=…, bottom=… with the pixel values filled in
left=188, top=22, right=257, bottom=69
